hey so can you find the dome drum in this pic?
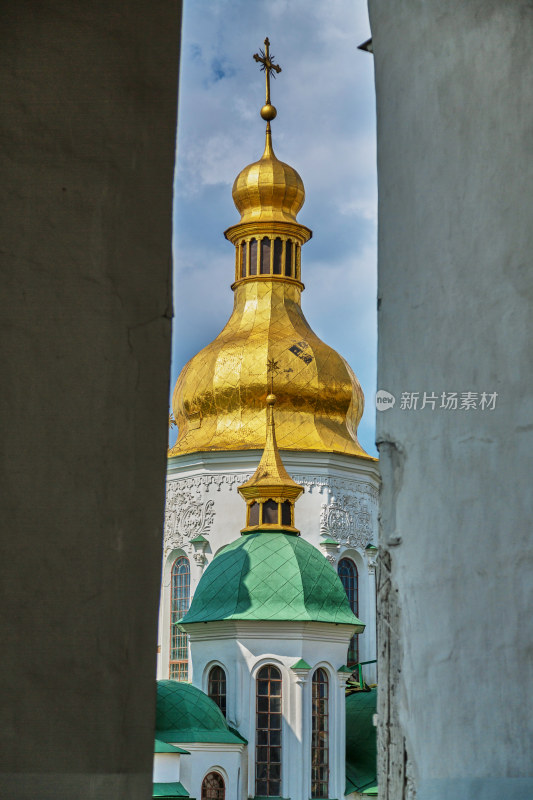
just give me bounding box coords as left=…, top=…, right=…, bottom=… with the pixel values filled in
left=226, top=221, right=311, bottom=287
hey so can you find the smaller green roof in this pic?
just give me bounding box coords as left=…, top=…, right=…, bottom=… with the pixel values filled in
left=156, top=680, right=246, bottom=745
left=154, top=739, right=190, bottom=754
left=190, top=534, right=208, bottom=543
left=345, top=688, right=377, bottom=795
left=338, top=665, right=354, bottom=674
left=365, top=544, right=378, bottom=551
left=291, top=658, right=311, bottom=670
left=321, top=537, right=338, bottom=545
left=153, top=782, right=191, bottom=798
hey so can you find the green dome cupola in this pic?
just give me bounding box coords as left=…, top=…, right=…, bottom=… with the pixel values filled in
left=179, top=531, right=364, bottom=627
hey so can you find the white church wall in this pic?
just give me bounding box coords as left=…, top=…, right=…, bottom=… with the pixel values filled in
left=160, top=449, right=379, bottom=678
left=153, top=752, right=181, bottom=783
left=177, top=745, right=245, bottom=800
left=370, top=0, right=533, bottom=797
left=187, top=621, right=353, bottom=800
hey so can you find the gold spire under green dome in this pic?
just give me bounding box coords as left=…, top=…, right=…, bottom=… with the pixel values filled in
left=170, top=38, right=372, bottom=460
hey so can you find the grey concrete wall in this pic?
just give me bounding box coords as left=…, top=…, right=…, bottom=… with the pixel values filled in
left=0, top=2, right=181, bottom=797
left=369, top=2, right=533, bottom=799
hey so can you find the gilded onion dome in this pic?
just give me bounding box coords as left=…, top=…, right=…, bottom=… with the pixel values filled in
left=169, top=39, right=371, bottom=460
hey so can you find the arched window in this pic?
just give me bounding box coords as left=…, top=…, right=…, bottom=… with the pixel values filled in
left=260, top=237, right=271, bottom=274
left=169, top=556, right=190, bottom=680
left=201, top=771, right=225, bottom=800
left=208, top=665, right=227, bottom=717
left=311, top=668, right=329, bottom=799
left=273, top=237, right=283, bottom=274
left=249, top=238, right=258, bottom=275
left=240, top=241, right=247, bottom=278
left=262, top=498, right=278, bottom=524
left=285, top=240, right=293, bottom=276
left=256, top=665, right=282, bottom=797
left=249, top=500, right=259, bottom=526
left=338, top=558, right=359, bottom=666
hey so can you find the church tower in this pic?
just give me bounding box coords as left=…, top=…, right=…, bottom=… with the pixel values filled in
left=159, top=39, right=379, bottom=685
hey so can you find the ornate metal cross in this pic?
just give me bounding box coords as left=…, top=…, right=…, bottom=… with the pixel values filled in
left=266, top=357, right=281, bottom=394
left=253, top=37, right=282, bottom=106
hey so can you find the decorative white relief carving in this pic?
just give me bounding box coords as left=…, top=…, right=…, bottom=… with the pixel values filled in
left=166, top=472, right=377, bottom=502
left=366, top=549, right=378, bottom=574
left=193, top=552, right=207, bottom=568
left=164, top=486, right=215, bottom=552
left=325, top=554, right=337, bottom=565
left=320, top=494, right=373, bottom=549
left=164, top=472, right=377, bottom=553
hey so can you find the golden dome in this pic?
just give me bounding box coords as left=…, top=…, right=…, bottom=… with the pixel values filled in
left=168, top=38, right=373, bottom=462
left=232, top=128, right=305, bottom=224
left=169, top=280, right=370, bottom=458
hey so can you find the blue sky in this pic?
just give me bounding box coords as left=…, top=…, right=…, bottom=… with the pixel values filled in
left=171, top=0, right=378, bottom=456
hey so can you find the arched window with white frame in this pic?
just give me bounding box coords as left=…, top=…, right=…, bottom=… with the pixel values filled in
left=208, top=664, right=227, bottom=717
left=169, top=555, right=190, bottom=680
left=255, top=664, right=282, bottom=797
left=311, top=667, right=329, bottom=799
left=338, top=557, right=359, bottom=666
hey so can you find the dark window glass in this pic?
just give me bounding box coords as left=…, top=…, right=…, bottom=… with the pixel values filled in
left=249, top=238, right=258, bottom=275
left=170, top=557, right=190, bottom=680
left=273, top=238, right=283, bottom=274
left=281, top=500, right=292, bottom=526
left=201, top=771, right=225, bottom=800
left=262, top=499, right=278, bottom=524
left=260, top=237, right=271, bottom=274
left=249, top=501, right=259, bottom=526
left=240, top=241, right=247, bottom=278
left=338, top=558, right=359, bottom=666
left=285, top=241, right=293, bottom=276
left=311, top=668, right=329, bottom=798
left=256, top=665, right=282, bottom=797
left=208, top=665, right=227, bottom=717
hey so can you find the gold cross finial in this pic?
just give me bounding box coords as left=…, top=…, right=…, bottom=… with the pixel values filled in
left=267, top=357, right=281, bottom=394
left=253, top=37, right=282, bottom=122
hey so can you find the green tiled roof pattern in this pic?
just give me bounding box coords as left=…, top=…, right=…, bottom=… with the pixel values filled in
left=180, top=533, right=364, bottom=627
left=155, top=680, right=245, bottom=745
left=345, top=689, right=377, bottom=795
left=153, top=782, right=191, bottom=798
left=154, top=738, right=189, bottom=754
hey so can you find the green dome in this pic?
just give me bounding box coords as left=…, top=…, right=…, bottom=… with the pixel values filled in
left=180, top=532, right=364, bottom=628
left=156, top=680, right=245, bottom=744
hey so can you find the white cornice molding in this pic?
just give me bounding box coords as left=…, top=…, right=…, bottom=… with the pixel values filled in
left=169, top=741, right=245, bottom=753
left=167, top=448, right=380, bottom=487
left=184, top=619, right=356, bottom=644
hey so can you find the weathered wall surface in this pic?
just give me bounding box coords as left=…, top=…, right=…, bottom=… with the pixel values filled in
left=369, top=2, right=533, bottom=799
left=0, top=2, right=181, bottom=797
